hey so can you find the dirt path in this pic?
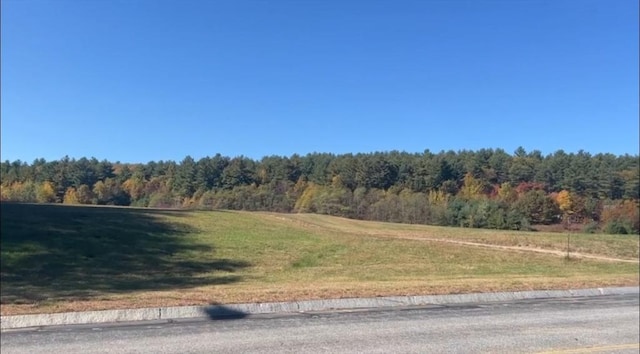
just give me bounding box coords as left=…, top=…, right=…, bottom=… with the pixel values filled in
left=386, top=235, right=640, bottom=263
left=272, top=214, right=639, bottom=263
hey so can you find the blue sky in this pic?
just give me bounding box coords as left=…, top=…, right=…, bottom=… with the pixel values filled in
left=2, top=0, right=638, bottom=163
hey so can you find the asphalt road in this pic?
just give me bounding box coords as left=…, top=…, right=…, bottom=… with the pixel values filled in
left=2, top=294, right=639, bottom=354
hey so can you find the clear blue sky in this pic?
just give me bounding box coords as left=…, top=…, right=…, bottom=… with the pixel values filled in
left=2, top=0, right=638, bottom=163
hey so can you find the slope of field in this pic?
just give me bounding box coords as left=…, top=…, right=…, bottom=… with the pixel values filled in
left=1, top=203, right=638, bottom=315
left=276, top=213, right=640, bottom=261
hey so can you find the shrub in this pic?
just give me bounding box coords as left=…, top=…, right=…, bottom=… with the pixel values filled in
left=600, top=200, right=639, bottom=234
left=603, top=220, right=635, bottom=235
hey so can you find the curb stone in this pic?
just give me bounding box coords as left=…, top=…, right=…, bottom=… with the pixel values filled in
left=1, top=286, right=638, bottom=330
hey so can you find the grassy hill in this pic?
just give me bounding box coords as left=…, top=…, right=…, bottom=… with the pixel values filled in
left=1, top=203, right=638, bottom=315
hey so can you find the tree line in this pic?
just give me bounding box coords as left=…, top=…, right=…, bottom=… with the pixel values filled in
left=1, top=148, right=638, bottom=234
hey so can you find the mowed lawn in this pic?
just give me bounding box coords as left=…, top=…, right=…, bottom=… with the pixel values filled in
left=1, top=203, right=638, bottom=315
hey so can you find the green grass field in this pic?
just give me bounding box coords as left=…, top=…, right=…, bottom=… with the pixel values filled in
left=1, top=203, right=638, bottom=315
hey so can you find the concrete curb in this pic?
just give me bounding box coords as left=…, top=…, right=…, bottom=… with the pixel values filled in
left=2, top=286, right=638, bottom=330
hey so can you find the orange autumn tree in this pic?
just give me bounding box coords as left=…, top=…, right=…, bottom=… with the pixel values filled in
left=601, top=200, right=640, bottom=234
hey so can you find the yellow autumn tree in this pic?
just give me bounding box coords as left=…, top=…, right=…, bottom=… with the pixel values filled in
left=36, top=181, right=57, bottom=203
left=93, top=180, right=112, bottom=204
left=2, top=181, right=37, bottom=202
left=63, top=187, right=79, bottom=204
left=3, top=182, right=23, bottom=201
left=0, top=184, right=10, bottom=201
left=459, top=173, right=484, bottom=200
left=497, top=182, right=518, bottom=203
left=331, top=175, right=344, bottom=188
left=428, top=189, right=448, bottom=206
left=76, top=184, right=95, bottom=204
left=555, top=190, right=573, bottom=214
left=294, top=182, right=319, bottom=212
left=122, top=176, right=145, bottom=200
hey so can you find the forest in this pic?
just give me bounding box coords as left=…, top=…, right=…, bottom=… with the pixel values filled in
left=1, top=147, right=638, bottom=234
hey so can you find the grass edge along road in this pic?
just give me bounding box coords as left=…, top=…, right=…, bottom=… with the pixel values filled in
left=1, top=203, right=638, bottom=315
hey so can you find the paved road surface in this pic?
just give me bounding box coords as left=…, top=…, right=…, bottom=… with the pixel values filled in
left=2, top=294, right=638, bottom=353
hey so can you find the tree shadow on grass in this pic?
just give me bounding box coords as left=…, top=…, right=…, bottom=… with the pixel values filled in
left=0, top=203, right=250, bottom=304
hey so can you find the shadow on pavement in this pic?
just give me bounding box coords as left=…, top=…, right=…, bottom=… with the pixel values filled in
left=203, top=305, right=248, bottom=320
